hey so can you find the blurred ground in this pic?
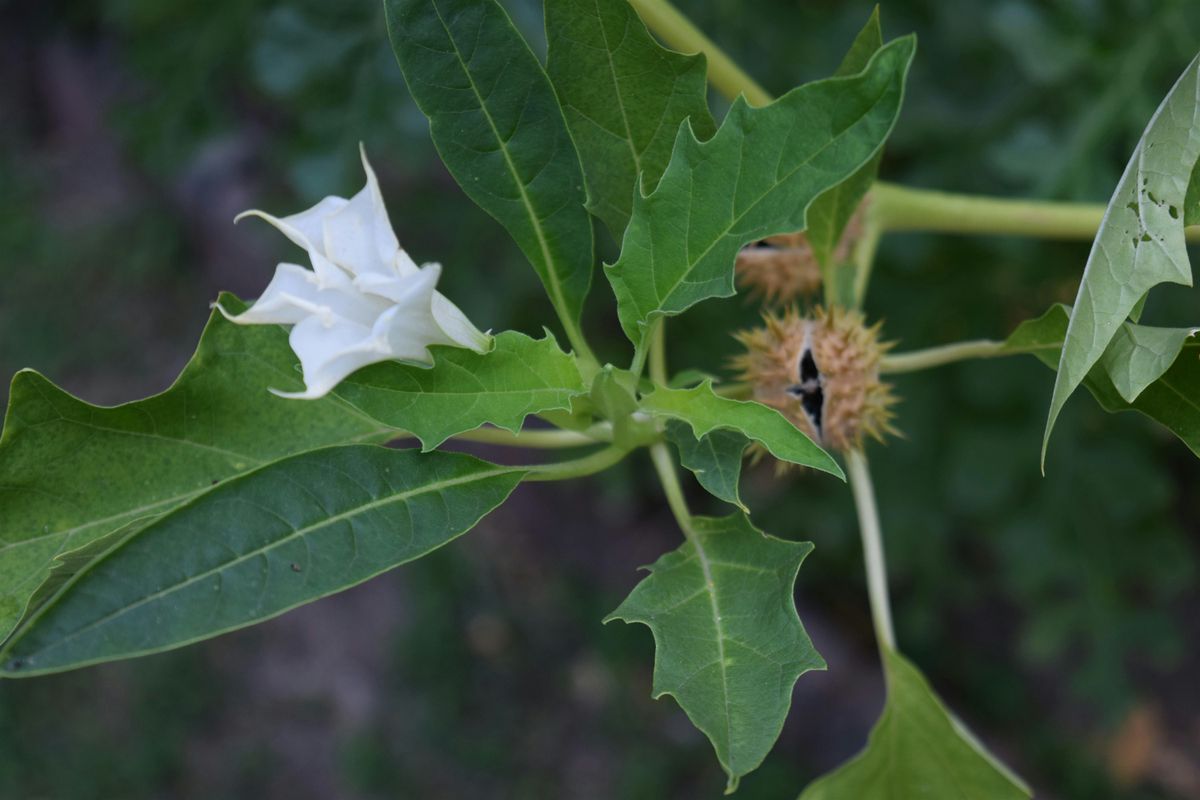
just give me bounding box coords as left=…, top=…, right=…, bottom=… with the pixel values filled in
left=1, top=0, right=1199, bottom=798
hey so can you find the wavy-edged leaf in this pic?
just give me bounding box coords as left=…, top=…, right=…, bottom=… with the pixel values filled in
left=607, top=512, right=824, bottom=792
left=805, top=8, right=885, bottom=272
left=1, top=446, right=523, bottom=676
left=665, top=420, right=748, bottom=510
left=640, top=383, right=843, bottom=479
left=1009, top=305, right=1200, bottom=457
left=605, top=36, right=915, bottom=347
left=545, top=0, right=715, bottom=239
left=336, top=331, right=585, bottom=451
left=0, top=296, right=389, bottom=642
left=1043, top=52, right=1200, bottom=462
left=798, top=648, right=1029, bottom=799
left=385, top=0, right=594, bottom=334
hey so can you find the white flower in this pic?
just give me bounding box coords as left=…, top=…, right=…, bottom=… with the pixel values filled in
left=219, top=146, right=490, bottom=399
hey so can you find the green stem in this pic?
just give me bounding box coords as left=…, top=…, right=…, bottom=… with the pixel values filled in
left=629, top=0, right=772, bottom=107
left=630, top=317, right=662, bottom=377
left=524, top=445, right=630, bottom=482
left=849, top=206, right=883, bottom=309
left=649, top=441, right=696, bottom=536
left=452, top=424, right=609, bottom=448
left=879, top=339, right=1010, bottom=374
left=845, top=449, right=896, bottom=652
left=873, top=182, right=1200, bottom=242
left=649, top=318, right=668, bottom=386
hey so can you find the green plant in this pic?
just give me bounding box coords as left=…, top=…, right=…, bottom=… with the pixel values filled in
left=3, top=0, right=1198, bottom=795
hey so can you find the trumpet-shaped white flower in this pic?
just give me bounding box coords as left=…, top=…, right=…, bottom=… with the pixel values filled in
left=219, top=147, right=490, bottom=399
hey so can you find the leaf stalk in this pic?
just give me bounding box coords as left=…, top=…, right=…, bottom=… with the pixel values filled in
left=846, top=449, right=896, bottom=652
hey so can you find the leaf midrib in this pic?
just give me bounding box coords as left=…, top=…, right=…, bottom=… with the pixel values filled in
left=16, top=464, right=518, bottom=661
left=429, top=0, right=573, bottom=323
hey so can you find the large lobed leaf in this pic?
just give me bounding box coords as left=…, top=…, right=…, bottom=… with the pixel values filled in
left=1043, top=51, right=1200, bottom=462
left=607, top=512, right=824, bottom=792
left=798, top=648, right=1030, bottom=799
left=0, top=296, right=390, bottom=642
left=1, top=446, right=523, bottom=676
left=384, top=0, right=595, bottom=335
left=640, top=383, right=844, bottom=479
left=605, top=35, right=915, bottom=347
left=337, top=330, right=585, bottom=450
left=805, top=8, right=885, bottom=275
left=545, top=0, right=715, bottom=240
left=1010, top=304, right=1200, bottom=458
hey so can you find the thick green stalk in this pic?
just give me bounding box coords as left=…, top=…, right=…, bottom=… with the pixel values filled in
left=845, top=449, right=896, bottom=651
left=873, top=183, right=1200, bottom=242
left=451, top=425, right=609, bottom=448
left=879, top=339, right=1008, bottom=374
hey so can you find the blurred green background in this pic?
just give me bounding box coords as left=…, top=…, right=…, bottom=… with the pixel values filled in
left=2, top=0, right=1199, bottom=797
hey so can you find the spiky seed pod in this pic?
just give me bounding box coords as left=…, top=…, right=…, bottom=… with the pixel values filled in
left=733, top=202, right=868, bottom=305
left=732, top=306, right=898, bottom=453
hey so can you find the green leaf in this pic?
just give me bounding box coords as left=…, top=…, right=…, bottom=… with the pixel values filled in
left=1008, top=305, right=1200, bottom=458
left=545, top=0, right=715, bottom=240
left=1098, top=323, right=1196, bottom=403
left=0, top=296, right=389, bottom=643
left=607, top=512, right=824, bottom=792
left=1184, top=151, right=1200, bottom=226
left=384, top=0, right=594, bottom=336
left=640, top=383, right=843, bottom=479
left=805, top=8, right=885, bottom=272
left=605, top=35, right=915, bottom=347
left=1043, top=52, right=1200, bottom=463
left=335, top=331, right=585, bottom=451
left=665, top=420, right=748, bottom=511
left=798, top=648, right=1030, bottom=799
left=1, top=446, right=523, bottom=676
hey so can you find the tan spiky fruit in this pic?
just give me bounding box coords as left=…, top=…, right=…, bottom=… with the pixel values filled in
left=733, top=203, right=868, bottom=305
left=732, top=306, right=897, bottom=453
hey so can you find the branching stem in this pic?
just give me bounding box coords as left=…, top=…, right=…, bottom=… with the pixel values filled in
left=524, top=445, right=630, bottom=481
left=629, top=0, right=1200, bottom=245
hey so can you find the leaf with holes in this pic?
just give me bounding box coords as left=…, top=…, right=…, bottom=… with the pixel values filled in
left=798, top=648, right=1030, bottom=799
left=0, top=295, right=390, bottom=644
left=545, top=0, right=715, bottom=240
left=336, top=331, right=585, bottom=451
left=665, top=420, right=749, bottom=510
left=640, top=383, right=843, bottom=479
left=1043, top=51, right=1200, bottom=464
left=1008, top=305, right=1200, bottom=458
left=385, top=0, right=594, bottom=339
left=607, top=512, right=824, bottom=792
left=605, top=35, right=914, bottom=348
left=1, top=446, right=523, bottom=676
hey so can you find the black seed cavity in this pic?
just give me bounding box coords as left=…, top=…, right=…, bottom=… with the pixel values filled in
left=786, top=348, right=824, bottom=440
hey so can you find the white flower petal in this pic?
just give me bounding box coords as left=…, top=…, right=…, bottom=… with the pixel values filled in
left=431, top=293, right=491, bottom=353
left=217, top=263, right=389, bottom=327
left=236, top=204, right=348, bottom=281
left=272, top=315, right=384, bottom=399
left=322, top=147, right=401, bottom=280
